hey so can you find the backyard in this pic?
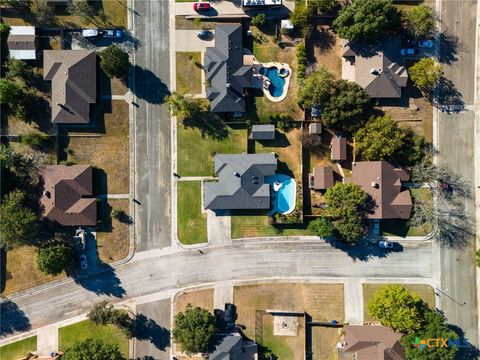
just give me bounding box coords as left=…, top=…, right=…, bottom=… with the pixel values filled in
left=177, top=181, right=207, bottom=245
left=0, top=336, right=37, bottom=360
left=176, top=52, right=203, bottom=94
left=58, top=320, right=129, bottom=357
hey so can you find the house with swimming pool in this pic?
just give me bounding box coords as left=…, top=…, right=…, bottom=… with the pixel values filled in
left=203, top=153, right=296, bottom=215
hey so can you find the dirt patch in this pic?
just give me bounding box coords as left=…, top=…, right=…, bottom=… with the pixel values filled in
left=176, top=288, right=214, bottom=314
left=308, top=25, right=342, bottom=79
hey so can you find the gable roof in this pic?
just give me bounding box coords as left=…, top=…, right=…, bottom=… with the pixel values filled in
left=204, top=153, right=277, bottom=210
left=8, top=26, right=37, bottom=60
left=341, top=38, right=407, bottom=98
left=205, top=25, right=253, bottom=113
left=209, top=333, right=258, bottom=360
left=313, top=166, right=334, bottom=190
left=331, top=137, right=347, bottom=161
left=39, top=165, right=97, bottom=226
left=43, top=50, right=96, bottom=124
left=342, top=325, right=405, bottom=360
left=345, top=161, right=412, bottom=219
left=250, top=124, right=275, bottom=140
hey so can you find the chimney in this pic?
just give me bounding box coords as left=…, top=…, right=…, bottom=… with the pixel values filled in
left=370, top=68, right=379, bottom=75
left=371, top=182, right=379, bottom=189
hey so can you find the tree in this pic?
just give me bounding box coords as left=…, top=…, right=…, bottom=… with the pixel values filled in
left=409, top=58, right=442, bottom=92
left=0, top=23, right=10, bottom=36
left=405, top=5, right=434, bottom=39
left=21, top=132, right=48, bottom=149
left=165, top=92, right=202, bottom=119
left=99, top=45, right=130, bottom=80
left=367, top=285, right=424, bottom=333
left=325, top=182, right=367, bottom=218
left=332, top=213, right=365, bottom=243
left=355, top=115, right=406, bottom=161
left=290, top=3, right=315, bottom=36
left=67, top=0, right=96, bottom=19
left=0, top=78, right=22, bottom=106
left=251, top=13, right=266, bottom=27
left=37, top=241, right=74, bottom=275
left=62, top=338, right=126, bottom=360
left=5, top=58, right=36, bottom=85
left=402, top=310, right=458, bottom=360
left=308, top=217, right=336, bottom=238
left=297, top=66, right=335, bottom=109
left=322, top=80, right=371, bottom=135
left=310, top=0, right=337, bottom=13
left=172, top=305, right=216, bottom=354
left=0, top=190, right=38, bottom=249
left=333, top=0, right=398, bottom=42
left=32, top=0, right=55, bottom=25
left=88, top=301, right=133, bottom=337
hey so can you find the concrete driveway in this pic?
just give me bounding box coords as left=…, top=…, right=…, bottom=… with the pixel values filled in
left=175, top=30, right=215, bottom=52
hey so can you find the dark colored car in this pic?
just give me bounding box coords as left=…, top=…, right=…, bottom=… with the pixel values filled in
left=193, top=2, right=211, bottom=11
left=197, top=30, right=213, bottom=40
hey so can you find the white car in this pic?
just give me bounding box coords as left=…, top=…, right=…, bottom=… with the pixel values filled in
left=79, top=254, right=88, bottom=270
left=378, top=240, right=394, bottom=249
left=418, top=40, right=433, bottom=48
left=82, top=29, right=98, bottom=38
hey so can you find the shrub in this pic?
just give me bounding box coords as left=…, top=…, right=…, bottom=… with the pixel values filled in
left=37, top=241, right=74, bottom=275
left=296, top=43, right=307, bottom=80
left=251, top=13, right=266, bottom=27
left=308, top=217, right=336, bottom=238
left=21, top=132, right=48, bottom=149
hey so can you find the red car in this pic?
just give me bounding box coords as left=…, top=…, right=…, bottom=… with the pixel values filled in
left=193, top=2, right=211, bottom=11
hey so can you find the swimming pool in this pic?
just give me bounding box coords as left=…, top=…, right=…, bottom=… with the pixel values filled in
left=265, top=174, right=296, bottom=215
left=260, top=66, right=285, bottom=98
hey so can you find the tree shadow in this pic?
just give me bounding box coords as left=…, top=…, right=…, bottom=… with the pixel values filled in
left=0, top=299, right=31, bottom=335
left=131, top=65, right=170, bottom=104
left=439, top=31, right=462, bottom=65
left=133, top=314, right=170, bottom=351
left=435, top=77, right=464, bottom=113
left=322, top=237, right=400, bottom=262
left=71, top=263, right=125, bottom=298
left=182, top=113, right=229, bottom=140
left=448, top=324, right=480, bottom=360
left=309, top=26, right=336, bottom=52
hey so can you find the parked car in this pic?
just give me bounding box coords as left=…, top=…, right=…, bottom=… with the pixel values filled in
left=400, top=48, right=418, bottom=56
left=373, top=219, right=380, bottom=236
left=378, top=240, right=394, bottom=249
left=74, top=228, right=86, bottom=251
left=193, top=2, right=211, bottom=11
left=102, top=29, right=123, bottom=38
left=79, top=254, right=88, bottom=270
left=197, top=30, right=213, bottom=40
left=418, top=40, right=433, bottom=48
left=82, top=29, right=99, bottom=38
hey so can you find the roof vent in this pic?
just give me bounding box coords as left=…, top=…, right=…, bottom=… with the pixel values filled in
left=234, top=171, right=240, bottom=177
left=43, top=191, right=51, bottom=198
left=371, top=182, right=379, bottom=189
left=226, top=83, right=231, bottom=88
left=370, top=68, right=379, bottom=75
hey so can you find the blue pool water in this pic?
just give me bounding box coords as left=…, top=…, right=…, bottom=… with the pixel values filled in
left=260, top=67, right=285, bottom=97
left=265, top=174, right=296, bottom=215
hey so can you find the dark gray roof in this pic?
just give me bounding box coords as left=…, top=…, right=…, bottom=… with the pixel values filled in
left=249, top=124, right=275, bottom=140
left=209, top=333, right=258, bottom=360
left=205, top=25, right=253, bottom=113
left=204, top=153, right=277, bottom=210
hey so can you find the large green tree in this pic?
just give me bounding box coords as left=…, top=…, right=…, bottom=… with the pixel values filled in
left=310, top=0, right=337, bottom=13
left=355, top=115, right=406, bottom=161
left=62, top=338, right=126, bottom=360
left=333, top=0, right=398, bottom=42
left=333, top=213, right=365, bottom=244
left=88, top=301, right=133, bottom=337
left=0, top=190, right=38, bottom=249
left=5, top=58, right=36, bottom=84
left=172, top=305, right=216, bottom=354
left=367, top=285, right=424, bottom=333
left=37, top=241, right=74, bottom=275
left=290, top=3, right=316, bottom=36
left=308, top=217, right=336, bottom=238
left=409, top=58, right=442, bottom=92
left=404, top=5, right=434, bottom=39
left=297, top=66, right=335, bottom=109
left=100, top=45, right=130, bottom=80
left=0, top=78, right=22, bottom=106
left=322, top=80, right=371, bottom=135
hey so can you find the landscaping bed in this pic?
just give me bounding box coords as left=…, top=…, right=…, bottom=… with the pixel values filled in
left=176, top=52, right=202, bottom=94
left=0, top=336, right=37, bottom=360
left=177, top=181, right=207, bottom=245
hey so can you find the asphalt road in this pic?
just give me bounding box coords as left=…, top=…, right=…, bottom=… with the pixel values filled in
left=133, top=0, right=172, bottom=251
left=438, top=0, right=479, bottom=348
left=1, top=240, right=433, bottom=335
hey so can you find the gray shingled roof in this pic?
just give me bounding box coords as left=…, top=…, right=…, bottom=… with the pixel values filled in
left=249, top=124, right=275, bottom=140
left=209, top=333, right=258, bottom=360
left=205, top=25, right=253, bottom=113
left=204, top=153, right=277, bottom=210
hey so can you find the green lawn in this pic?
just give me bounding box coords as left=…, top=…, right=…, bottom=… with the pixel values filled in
left=177, top=181, right=207, bottom=245
left=0, top=336, right=37, bottom=360
left=363, top=284, right=435, bottom=322
left=58, top=320, right=129, bottom=357
left=261, top=319, right=296, bottom=360
left=177, top=121, right=247, bottom=176
left=176, top=52, right=202, bottom=94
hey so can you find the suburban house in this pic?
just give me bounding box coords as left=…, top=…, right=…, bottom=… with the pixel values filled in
left=43, top=50, right=97, bottom=124
left=345, top=161, right=412, bottom=219
left=209, top=333, right=258, bottom=360
left=7, top=26, right=38, bottom=60
left=249, top=124, right=275, bottom=140
left=204, top=153, right=277, bottom=210
left=39, top=165, right=97, bottom=226
left=310, top=166, right=334, bottom=190
left=204, top=24, right=254, bottom=113
left=341, top=38, right=408, bottom=98
left=331, top=137, right=347, bottom=161
left=338, top=325, right=405, bottom=360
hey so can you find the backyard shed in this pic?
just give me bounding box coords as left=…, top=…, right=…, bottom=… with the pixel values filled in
left=250, top=124, right=275, bottom=140
left=7, top=26, right=37, bottom=60
left=312, top=166, right=334, bottom=190
left=309, top=123, right=322, bottom=134
left=331, top=137, right=347, bottom=161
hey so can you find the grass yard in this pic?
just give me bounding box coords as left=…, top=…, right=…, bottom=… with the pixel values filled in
left=2, top=246, right=65, bottom=295
left=58, top=320, right=129, bottom=356
left=65, top=100, right=129, bottom=194
left=175, top=288, right=214, bottom=314
left=96, top=199, right=130, bottom=263
left=234, top=283, right=344, bottom=360
left=0, top=336, right=37, bottom=360
left=311, top=327, right=341, bottom=360
left=363, top=283, right=436, bottom=323
left=249, top=24, right=303, bottom=122
left=177, top=121, right=247, bottom=176
left=177, top=181, right=207, bottom=245
left=175, top=16, right=222, bottom=30
left=99, top=71, right=129, bottom=97
left=176, top=52, right=202, bottom=94
left=309, top=25, right=342, bottom=79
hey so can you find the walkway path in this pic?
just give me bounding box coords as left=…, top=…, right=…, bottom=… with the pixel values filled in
left=343, top=279, right=364, bottom=325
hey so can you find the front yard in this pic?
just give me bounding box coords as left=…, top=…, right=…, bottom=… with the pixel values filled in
left=177, top=181, right=207, bottom=245
left=0, top=336, right=37, bottom=360
left=175, top=288, right=214, bottom=314
left=176, top=52, right=203, bottom=94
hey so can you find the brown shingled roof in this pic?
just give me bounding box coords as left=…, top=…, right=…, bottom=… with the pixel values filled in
left=331, top=137, right=347, bottom=161
left=341, top=325, right=405, bottom=360
left=43, top=50, right=96, bottom=124
left=313, top=166, right=334, bottom=190
left=345, top=161, right=412, bottom=219
left=39, top=165, right=97, bottom=226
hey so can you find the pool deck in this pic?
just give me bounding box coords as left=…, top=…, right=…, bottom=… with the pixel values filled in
left=261, top=62, right=292, bottom=102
